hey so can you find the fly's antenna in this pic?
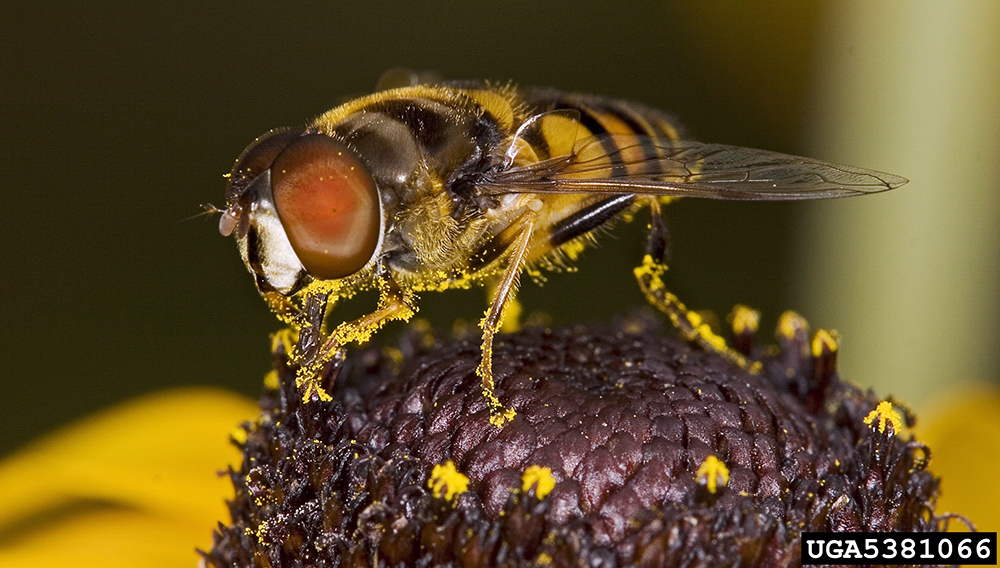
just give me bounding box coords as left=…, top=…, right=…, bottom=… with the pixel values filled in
left=181, top=203, right=225, bottom=223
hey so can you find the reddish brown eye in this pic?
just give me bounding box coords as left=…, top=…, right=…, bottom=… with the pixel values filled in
left=271, top=134, right=381, bottom=280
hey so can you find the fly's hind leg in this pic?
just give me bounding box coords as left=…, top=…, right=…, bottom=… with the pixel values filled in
left=634, top=199, right=761, bottom=373
left=296, top=274, right=416, bottom=402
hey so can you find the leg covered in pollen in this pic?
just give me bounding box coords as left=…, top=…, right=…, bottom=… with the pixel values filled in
left=634, top=199, right=762, bottom=374
left=478, top=217, right=537, bottom=427
left=295, top=276, right=417, bottom=402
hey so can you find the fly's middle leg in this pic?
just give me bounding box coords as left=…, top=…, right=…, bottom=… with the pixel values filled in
left=478, top=217, right=537, bottom=427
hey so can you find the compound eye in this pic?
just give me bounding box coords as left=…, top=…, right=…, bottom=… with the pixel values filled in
left=271, top=134, right=381, bottom=280
left=227, top=128, right=300, bottom=204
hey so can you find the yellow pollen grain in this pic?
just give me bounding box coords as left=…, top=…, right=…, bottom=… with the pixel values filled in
left=521, top=465, right=556, bottom=499
left=777, top=311, right=808, bottom=340
left=729, top=304, right=760, bottom=335
left=686, top=312, right=727, bottom=352
left=261, top=369, right=279, bottom=390
left=270, top=327, right=298, bottom=356
left=230, top=426, right=247, bottom=445
left=811, top=329, right=839, bottom=357
left=297, top=376, right=332, bottom=403
left=633, top=254, right=667, bottom=288
left=696, top=455, right=729, bottom=494
left=428, top=461, right=469, bottom=502
left=864, top=401, right=903, bottom=435
left=489, top=406, right=517, bottom=427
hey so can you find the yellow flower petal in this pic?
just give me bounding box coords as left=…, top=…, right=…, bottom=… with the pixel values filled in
left=1, top=509, right=216, bottom=568
left=0, top=388, right=257, bottom=566
left=918, top=386, right=1000, bottom=531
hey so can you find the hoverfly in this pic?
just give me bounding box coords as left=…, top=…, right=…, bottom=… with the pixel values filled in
left=219, top=72, right=906, bottom=425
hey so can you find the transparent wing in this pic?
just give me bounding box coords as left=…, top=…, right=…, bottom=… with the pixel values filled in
left=479, top=134, right=907, bottom=201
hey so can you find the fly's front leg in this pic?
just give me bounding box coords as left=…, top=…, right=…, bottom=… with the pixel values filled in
left=479, top=218, right=536, bottom=427
left=261, top=290, right=326, bottom=362
left=634, top=199, right=761, bottom=373
left=262, top=290, right=316, bottom=345
left=297, top=274, right=416, bottom=402
left=292, top=289, right=331, bottom=363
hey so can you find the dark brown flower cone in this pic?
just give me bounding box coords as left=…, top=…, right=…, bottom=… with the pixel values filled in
left=202, top=313, right=951, bottom=568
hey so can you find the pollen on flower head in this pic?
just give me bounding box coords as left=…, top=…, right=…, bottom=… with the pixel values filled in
left=230, top=426, right=248, bottom=445
left=429, top=461, right=469, bottom=502
left=776, top=310, right=808, bottom=341
left=695, top=455, right=730, bottom=494
left=864, top=400, right=903, bottom=435
left=521, top=465, right=556, bottom=499
left=728, top=304, right=760, bottom=335
left=262, top=370, right=280, bottom=390
left=296, top=376, right=332, bottom=403
left=811, top=328, right=839, bottom=358
left=270, top=328, right=298, bottom=356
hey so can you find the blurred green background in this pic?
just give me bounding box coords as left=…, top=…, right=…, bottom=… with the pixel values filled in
left=2, top=0, right=997, bottom=464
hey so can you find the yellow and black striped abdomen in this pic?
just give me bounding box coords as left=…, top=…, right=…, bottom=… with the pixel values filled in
left=521, top=89, right=681, bottom=175
left=512, top=90, right=682, bottom=251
